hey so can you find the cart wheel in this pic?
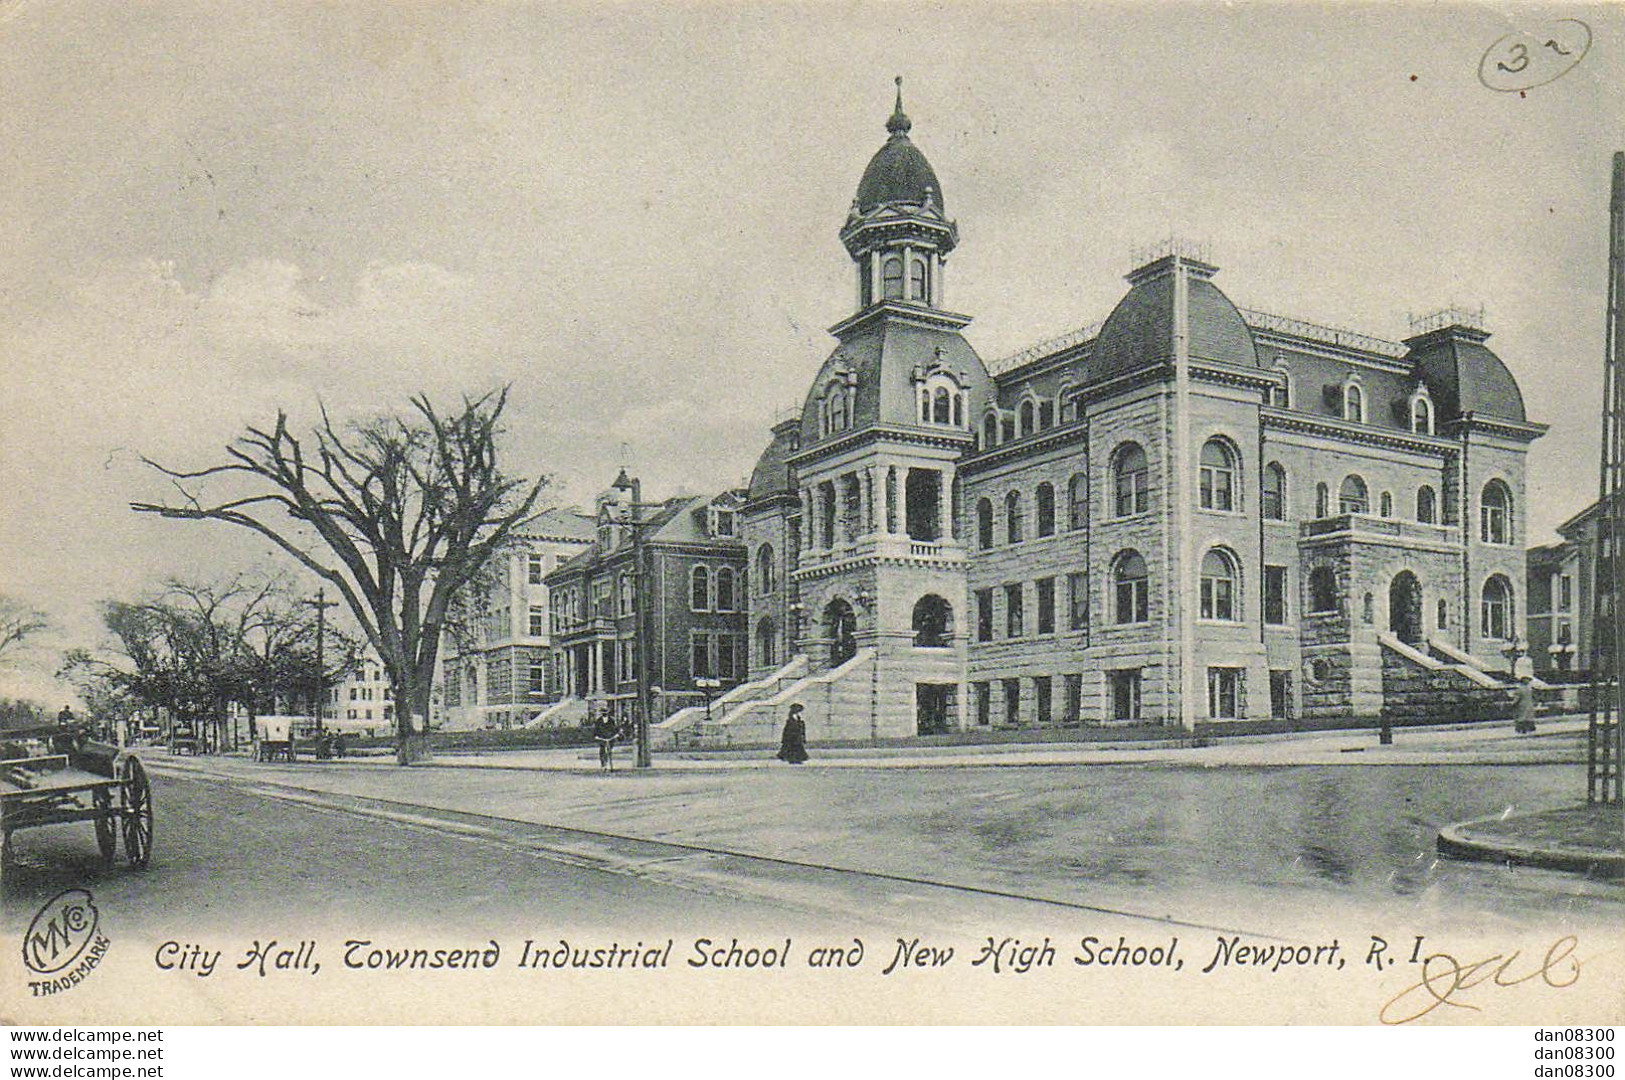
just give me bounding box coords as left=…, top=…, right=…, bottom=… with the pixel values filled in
left=119, top=757, right=153, bottom=869
left=93, top=788, right=117, bottom=867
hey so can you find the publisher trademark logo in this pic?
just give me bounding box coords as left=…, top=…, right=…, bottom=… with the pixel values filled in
left=23, top=888, right=110, bottom=995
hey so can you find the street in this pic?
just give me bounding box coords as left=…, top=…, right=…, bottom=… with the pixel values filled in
left=48, top=732, right=1617, bottom=941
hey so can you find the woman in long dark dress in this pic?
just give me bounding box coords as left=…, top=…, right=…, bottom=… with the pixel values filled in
left=776, top=703, right=809, bottom=764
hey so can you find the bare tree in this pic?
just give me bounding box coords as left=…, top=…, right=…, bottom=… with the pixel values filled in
left=132, top=390, right=545, bottom=763
left=0, top=596, right=49, bottom=666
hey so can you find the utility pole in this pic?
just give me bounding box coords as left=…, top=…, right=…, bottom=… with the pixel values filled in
left=303, top=588, right=337, bottom=735
left=633, top=517, right=654, bottom=768
left=1589, top=151, right=1625, bottom=807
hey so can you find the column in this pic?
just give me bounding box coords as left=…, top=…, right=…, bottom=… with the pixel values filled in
left=938, top=465, right=954, bottom=542
left=863, top=469, right=876, bottom=534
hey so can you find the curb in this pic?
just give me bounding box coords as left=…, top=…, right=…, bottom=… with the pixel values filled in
left=1436, top=817, right=1625, bottom=878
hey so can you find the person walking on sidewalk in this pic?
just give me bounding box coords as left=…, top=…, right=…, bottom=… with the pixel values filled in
left=776, top=703, right=809, bottom=765
left=592, top=708, right=621, bottom=772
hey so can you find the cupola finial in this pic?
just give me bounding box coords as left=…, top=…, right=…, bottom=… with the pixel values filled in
left=887, top=75, right=911, bottom=136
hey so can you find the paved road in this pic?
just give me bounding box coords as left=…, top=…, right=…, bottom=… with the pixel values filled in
left=135, top=747, right=1623, bottom=938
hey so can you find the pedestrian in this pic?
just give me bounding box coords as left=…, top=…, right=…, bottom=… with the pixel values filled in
left=776, top=702, right=809, bottom=764
left=592, top=708, right=620, bottom=772
left=57, top=705, right=76, bottom=727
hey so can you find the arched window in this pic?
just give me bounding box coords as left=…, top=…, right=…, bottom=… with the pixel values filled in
left=756, top=544, right=775, bottom=594
left=1339, top=474, right=1369, bottom=515
left=912, top=595, right=954, bottom=648
left=827, top=386, right=848, bottom=433
left=910, top=258, right=928, bottom=301
left=976, top=498, right=994, bottom=550
left=1380, top=491, right=1393, bottom=518
left=933, top=387, right=951, bottom=425
left=1036, top=482, right=1056, bottom=537
left=1199, top=548, right=1239, bottom=621
left=1113, top=551, right=1149, bottom=624
left=1417, top=485, right=1438, bottom=524
left=1481, top=575, right=1514, bottom=640
left=952, top=393, right=963, bottom=427
left=691, top=566, right=710, bottom=611
left=982, top=412, right=998, bottom=449
left=1068, top=473, right=1088, bottom=530
left=1481, top=480, right=1513, bottom=545
left=1262, top=462, right=1287, bottom=520
left=882, top=256, right=903, bottom=299
left=1309, top=566, right=1339, bottom=613
left=1005, top=491, right=1024, bottom=544
left=715, top=567, right=735, bottom=612
left=1411, top=395, right=1434, bottom=435
left=1343, top=381, right=1365, bottom=423
left=1019, top=400, right=1036, bottom=437
left=756, top=618, right=776, bottom=668
left=1199, top=438, right=1236, bottom=511
left=1315, top=482, right=1330, bottom=519
left=1113, top=443, right=1149, bottom=517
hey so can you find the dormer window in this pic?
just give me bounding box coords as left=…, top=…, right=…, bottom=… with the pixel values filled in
left=710, top=507, right=736, bottom=537
left=1342, top=377, right=1365, bottom=423
left=913, top=364, right=968, bottom=431
left=820, top=370, right=857, bottom=437
left=1271, top=365, right=1291, bottom=409
left=1410, top=387, right=1434, bottom=435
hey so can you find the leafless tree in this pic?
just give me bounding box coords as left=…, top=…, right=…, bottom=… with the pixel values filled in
left=0, top=596, right=49, bottom=666
left=132, top=390, right=545, bottom=763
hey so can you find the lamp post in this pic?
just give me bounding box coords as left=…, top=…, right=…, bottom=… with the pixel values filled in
left=695, top=677, right=722, bottom=725
left=302, top=588, right=337, bottom=735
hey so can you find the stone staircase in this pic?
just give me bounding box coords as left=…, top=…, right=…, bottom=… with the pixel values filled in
left=1378, top=633, right=1517, bottom=725
left=671, top=648, right=878, bottom=750
left=649, top=655, right=810, bottom=748
left=525, top=696, right=588, bottom=729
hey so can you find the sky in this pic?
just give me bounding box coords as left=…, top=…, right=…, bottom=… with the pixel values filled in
left=2, top=1, right=1621, bottom=701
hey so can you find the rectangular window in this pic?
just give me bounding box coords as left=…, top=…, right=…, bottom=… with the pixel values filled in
left=976, top=588, right=994, bottom=642
left=1035, top=676, right=1053, bottom=725
left=1064, top=674, right=1082, bottom=723
left=1264, top=565, right=1287, bottom=625
left=530, top=663, right=547, bottom=694
left=1110, top=669, right=1142, bottom=721
left=1207, top=667, right=1243, bottom=719
left=1200, top=575, right=1234, bottom=621
left=1002, top=678, right=1021, bottom=726
left=1269, top=670, right=1292, bottom=719
left=1036, top=577, right=1056, bottom=635
left=1005, top=584, right=1024, bottom=637
left=1068, top=572, right=1088, bottom=631
left=528, top=605, right=546, bottom=636
left=974, top=681, right=991, bottom=726
left=690, top=633, right=711, bottom=679
left=1560, top=575, right=1573, bottom=611
left=717, top=636, right=736, bottom=683
left=528, top=554, right=543, bottom=585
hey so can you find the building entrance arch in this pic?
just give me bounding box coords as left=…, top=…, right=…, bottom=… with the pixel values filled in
left=1389, top=570, right=1424, bottom=645
left=824, top=599, right=857, bottom=667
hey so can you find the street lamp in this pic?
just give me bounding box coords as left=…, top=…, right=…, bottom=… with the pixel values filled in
left=695, top=677, right=722, bottom=725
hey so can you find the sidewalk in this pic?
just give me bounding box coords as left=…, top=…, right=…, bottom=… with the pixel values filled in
left=1438, top=803, right=1625, bottom=878
left=416, top=715, right=1590, bottom=772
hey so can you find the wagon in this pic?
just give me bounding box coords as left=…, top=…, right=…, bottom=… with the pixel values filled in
left=252, top=715, right=349, bottom=762
left=0, top=724, right=153, bottom=870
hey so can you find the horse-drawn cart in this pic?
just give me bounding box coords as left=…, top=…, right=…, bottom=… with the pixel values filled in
left=252, top=715, right=348, bottom=762
left=0, top=724, right=153, bottom=869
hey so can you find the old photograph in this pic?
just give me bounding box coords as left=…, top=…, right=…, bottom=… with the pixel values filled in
left=2, top=1, right=1622, bottom=1029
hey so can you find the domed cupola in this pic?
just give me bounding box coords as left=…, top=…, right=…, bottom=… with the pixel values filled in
left=840, top=78, right=959, bottom=314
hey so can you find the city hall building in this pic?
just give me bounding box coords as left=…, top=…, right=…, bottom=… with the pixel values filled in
left=654, top=89, right=1545, bottom=746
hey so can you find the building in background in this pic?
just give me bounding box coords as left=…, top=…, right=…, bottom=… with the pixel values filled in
left=1527, top=499, right=1604, bottom=681
left=541, top=471, right=749, bottom=728
left=439, top=506, right=595, bottom=730
left=672, top=86, right=1545, bottom=746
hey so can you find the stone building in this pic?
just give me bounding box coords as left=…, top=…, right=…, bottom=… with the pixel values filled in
left=541, top=471, right=749, bottom=728
left=1527, top=498, right=1606, bottom=680
left=439, top=506, right=595, bottom=729
left=659, top=87, right=1545, bottom=747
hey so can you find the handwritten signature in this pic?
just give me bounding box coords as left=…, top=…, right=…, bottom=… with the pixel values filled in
left=1479, top=20, right=1592, bottom=93
left=1379, top=936, right=1581, bottom=1025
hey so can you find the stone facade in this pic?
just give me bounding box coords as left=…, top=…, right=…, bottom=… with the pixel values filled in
left=728, top=92, right=1548, bottom=744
